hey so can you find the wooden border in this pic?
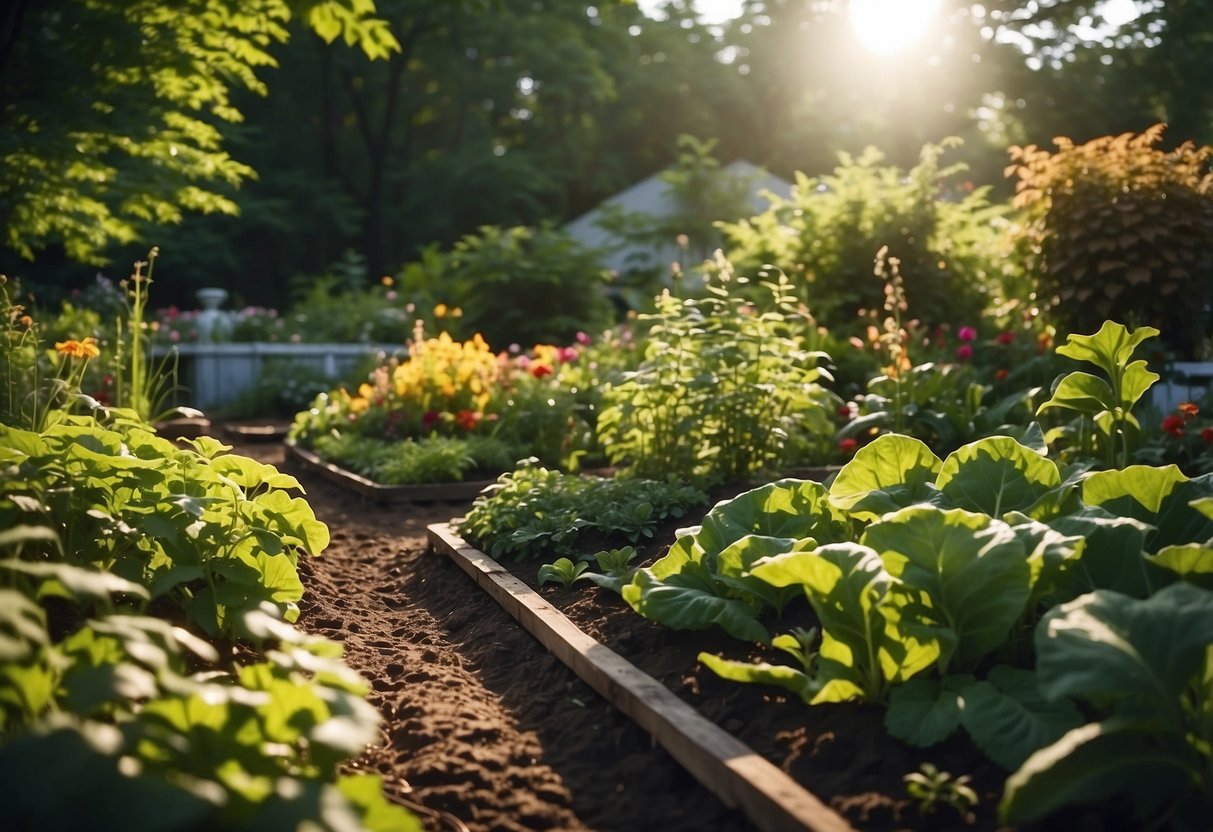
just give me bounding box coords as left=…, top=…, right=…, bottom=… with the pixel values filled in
left=427, top=522, right=854, bottom=832
left=285, top=440, right=494, bottom=503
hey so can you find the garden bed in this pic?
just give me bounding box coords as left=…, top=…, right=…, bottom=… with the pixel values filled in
left=285, top=438, right=494, bottom=502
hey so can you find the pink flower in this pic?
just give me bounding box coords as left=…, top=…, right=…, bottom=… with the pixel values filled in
left=958, top=326, right=978, bottom=342
left=559, top=346, right=579, bottom=363
left=576, top=331, right=591, bottom=346
left=956, top=344, right=974, bottom=361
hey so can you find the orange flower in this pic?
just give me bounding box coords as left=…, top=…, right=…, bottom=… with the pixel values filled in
left=55, top=337, right=100, bottom=359
left=1179, top=402, right=1200, bottom=420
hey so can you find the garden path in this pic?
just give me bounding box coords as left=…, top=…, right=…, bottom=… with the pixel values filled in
left=236, top=438, right=752, bottom=832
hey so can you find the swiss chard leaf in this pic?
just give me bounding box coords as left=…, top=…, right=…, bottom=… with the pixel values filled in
left=936, top=436, right=1061, bottom=517
left=884, top=675, right=972, bottom=748
left=697, top=651, right=816, bottom=704
left=958, top=665, right=1083, bottom=771
left=828, top=434, right=944, bottom=520
left=622, top=564, right=769, bottom=643
left=862, top=507, right=1030, bottom=673
left=1046, top=508, right=1153, bottom=598
left=751, top=543, right=938, bottom=702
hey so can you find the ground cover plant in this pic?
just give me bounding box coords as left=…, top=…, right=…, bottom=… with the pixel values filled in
left=0, top=280, right=418, bottom=830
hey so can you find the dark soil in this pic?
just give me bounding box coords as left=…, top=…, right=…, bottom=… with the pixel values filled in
left=235, top=434, right=1109, bottom=832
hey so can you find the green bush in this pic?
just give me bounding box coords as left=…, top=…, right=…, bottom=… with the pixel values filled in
left=397, top=224, right=614, bottom=350
left=718, top=140, right=1014, bottom=332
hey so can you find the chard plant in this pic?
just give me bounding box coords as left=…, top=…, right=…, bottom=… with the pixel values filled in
left=597, top=259, right=837, bottom=484
left=1037, top=320, right=1160, bottom=469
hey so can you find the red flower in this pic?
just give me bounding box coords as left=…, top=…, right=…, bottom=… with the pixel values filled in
left=955, top=344, right=973, bottom=362
left=995, top=368, right=1009, bottom=381
left=1204, top=428, right=1213, bottom=444
left=422, top=410, right=440, bottom=428
left=530, top=364, right=553, bottom=378
left=455, top=409, right=480, bottom=431
left=1162, top=414, right=1186, bottom=438
left=996, top=331, right=1016, bottom=345
left=838, top=438, right=858, bottom=454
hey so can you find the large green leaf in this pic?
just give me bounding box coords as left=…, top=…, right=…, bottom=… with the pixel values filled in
left=714, top=534, right=808, bottom=614
left=1054, top=321, right=1160, bottom=381
left=1036, top=371, right=1116, bottom=416
left=884, top=675, right=971, bottom=748
left=959, top=666, right=1082, bottom=771
left=621, top=564, right=769, bottom=643
left=828, top=434, right=944, bottom=520
left=1145, top=544, right=1213, bottom=591
left=862, top=507, right=1030, bottom=673
left=752, top=543, right=938, bottom=702
left=1047, top=508, right=1153, bottom=597
left=697, top=478, right=847, bottom=561
left=1003, top=516, right=1086, bottom=606
left=1035, top=583, right=1213, bottom=713
left=1000, top=719, right=1194, bottom=825
left=1083, top=467, right=1213, bottom=552
left=936, top=436, right=1061, bottom=517
left=698, top=651, right=816, bottom=704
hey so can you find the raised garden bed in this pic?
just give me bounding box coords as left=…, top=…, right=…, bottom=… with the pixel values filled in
left=285, top=438, right=494, bottom=502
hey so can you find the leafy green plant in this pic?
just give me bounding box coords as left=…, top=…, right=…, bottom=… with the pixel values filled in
left=537, top=557, right=590, bottom=590
left=311, top=432, right=515, bottom=485
left=1037, top=320, right=1160, bottom=468
left=904, top=763, right=979, bottom=819
left=456, top=462, right=706, bottom=561
left=1001, top=583, right=1213, bottom=829
left=598, top=262, right=837, bottom=484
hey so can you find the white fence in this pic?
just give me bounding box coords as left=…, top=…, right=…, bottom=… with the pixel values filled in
left=154, top=343, right=402, bottom=411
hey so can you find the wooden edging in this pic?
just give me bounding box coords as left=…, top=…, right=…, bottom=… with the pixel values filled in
left=285, top=440, right=494, bottom=503
left=427, top=522, right=854, bottom=832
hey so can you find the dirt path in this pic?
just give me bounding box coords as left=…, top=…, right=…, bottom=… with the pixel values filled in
left=238, top=438, right=752, bottom=832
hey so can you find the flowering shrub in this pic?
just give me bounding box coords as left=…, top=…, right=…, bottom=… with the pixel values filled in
left=290, top=327, right=594, bottom=480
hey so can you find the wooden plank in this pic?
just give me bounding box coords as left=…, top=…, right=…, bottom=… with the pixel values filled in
left=428, top=522, right=854, bottom=832
left=285, top=440, right=493, bottom=503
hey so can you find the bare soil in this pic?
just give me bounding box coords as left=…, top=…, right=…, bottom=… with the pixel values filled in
left=234, top=435, right=1119, bottom=832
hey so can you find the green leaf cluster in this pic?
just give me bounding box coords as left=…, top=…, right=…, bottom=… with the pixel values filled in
left=456, top=461, right=706, bottom=561
left=0, top=410, right=418, bottom=829
left=597, top=265, right=838, bottom=484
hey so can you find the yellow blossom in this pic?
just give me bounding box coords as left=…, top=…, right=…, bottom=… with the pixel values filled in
left=434, top=303, right=448, bottom=318
left=55, top=337, right=100, bottom=359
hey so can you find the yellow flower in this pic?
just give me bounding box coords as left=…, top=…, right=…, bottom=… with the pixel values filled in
left=434, top=303, right=448, bottom=318
left=55, top=337, right=100, bottom=359
left=381, top=275, right=394, bottom=286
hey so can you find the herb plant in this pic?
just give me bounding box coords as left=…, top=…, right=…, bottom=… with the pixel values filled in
left=456, top=462, right=706, bottom=561
left=597, top=261, right=837, bottom=484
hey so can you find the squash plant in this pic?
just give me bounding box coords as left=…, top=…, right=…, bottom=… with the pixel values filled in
left=1, top=412, right=327, bottom=639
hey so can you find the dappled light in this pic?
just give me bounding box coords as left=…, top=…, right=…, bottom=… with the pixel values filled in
left=848, top=0, right=943, bottom=56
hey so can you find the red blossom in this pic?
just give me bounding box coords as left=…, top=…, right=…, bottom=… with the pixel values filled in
left=530, top=364, right=553, bottom=379
left=1203, top=428, right=1213, bottom=444
left=422, top=410, right=440, bottom=427
left=996, top=331, right=1015, bottom=345
left=1163, top=414, right=1186, bottom=438
left=955, top=344, right=973, bottom=362
left=995, top=368, right=1008, bottom=381
left=838, top=437, right=858, bottom=454
left=455, top=409, right=480, bottom=431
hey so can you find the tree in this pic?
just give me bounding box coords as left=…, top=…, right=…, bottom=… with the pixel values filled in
left=0, top=0, right=397, bottom=266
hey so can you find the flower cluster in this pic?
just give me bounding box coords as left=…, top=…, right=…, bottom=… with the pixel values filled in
left=1139, top=400, right=1213, bottom=475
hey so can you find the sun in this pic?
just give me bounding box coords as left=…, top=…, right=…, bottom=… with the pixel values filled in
left=848, top=0, right=943, bottom=56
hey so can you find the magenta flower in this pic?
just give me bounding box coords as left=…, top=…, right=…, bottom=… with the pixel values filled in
left=956, top=344, right=974, bottom=361
left=958, top=326, right=978, bottom=342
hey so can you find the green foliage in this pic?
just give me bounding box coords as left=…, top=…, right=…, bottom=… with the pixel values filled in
left=718, top=140, right=1011, bottom=329
left=1037, top=321, right=1160, bottom=468
left=903, top=763, right=979, bottom=819
left=0, top=417, right=325, bottom=639
left=598, top=263, right=837, bottom=483
left=310, top=433, right=514, bottom=484
left=1008, top=125, right=1213, bottom=355
left=397, top=224, right=614, bottom=350
left=536, top=557, right=590, bottom=590
left=456, top=462, right=706, bottom=561
left=1002, top=584, right=1213, bottom=828
left=0, top=0, right=398, bottom=264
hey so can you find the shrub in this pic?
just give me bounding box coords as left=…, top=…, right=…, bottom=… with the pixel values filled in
left=719, top=139, right=1012, bottom=331
left=1007, top=124, right=1213, bottom=356
left=397, top=224, right=614, bottom=350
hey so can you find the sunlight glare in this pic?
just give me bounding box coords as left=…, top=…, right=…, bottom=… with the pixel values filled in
left=848, top=0, right=943, bottom=56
